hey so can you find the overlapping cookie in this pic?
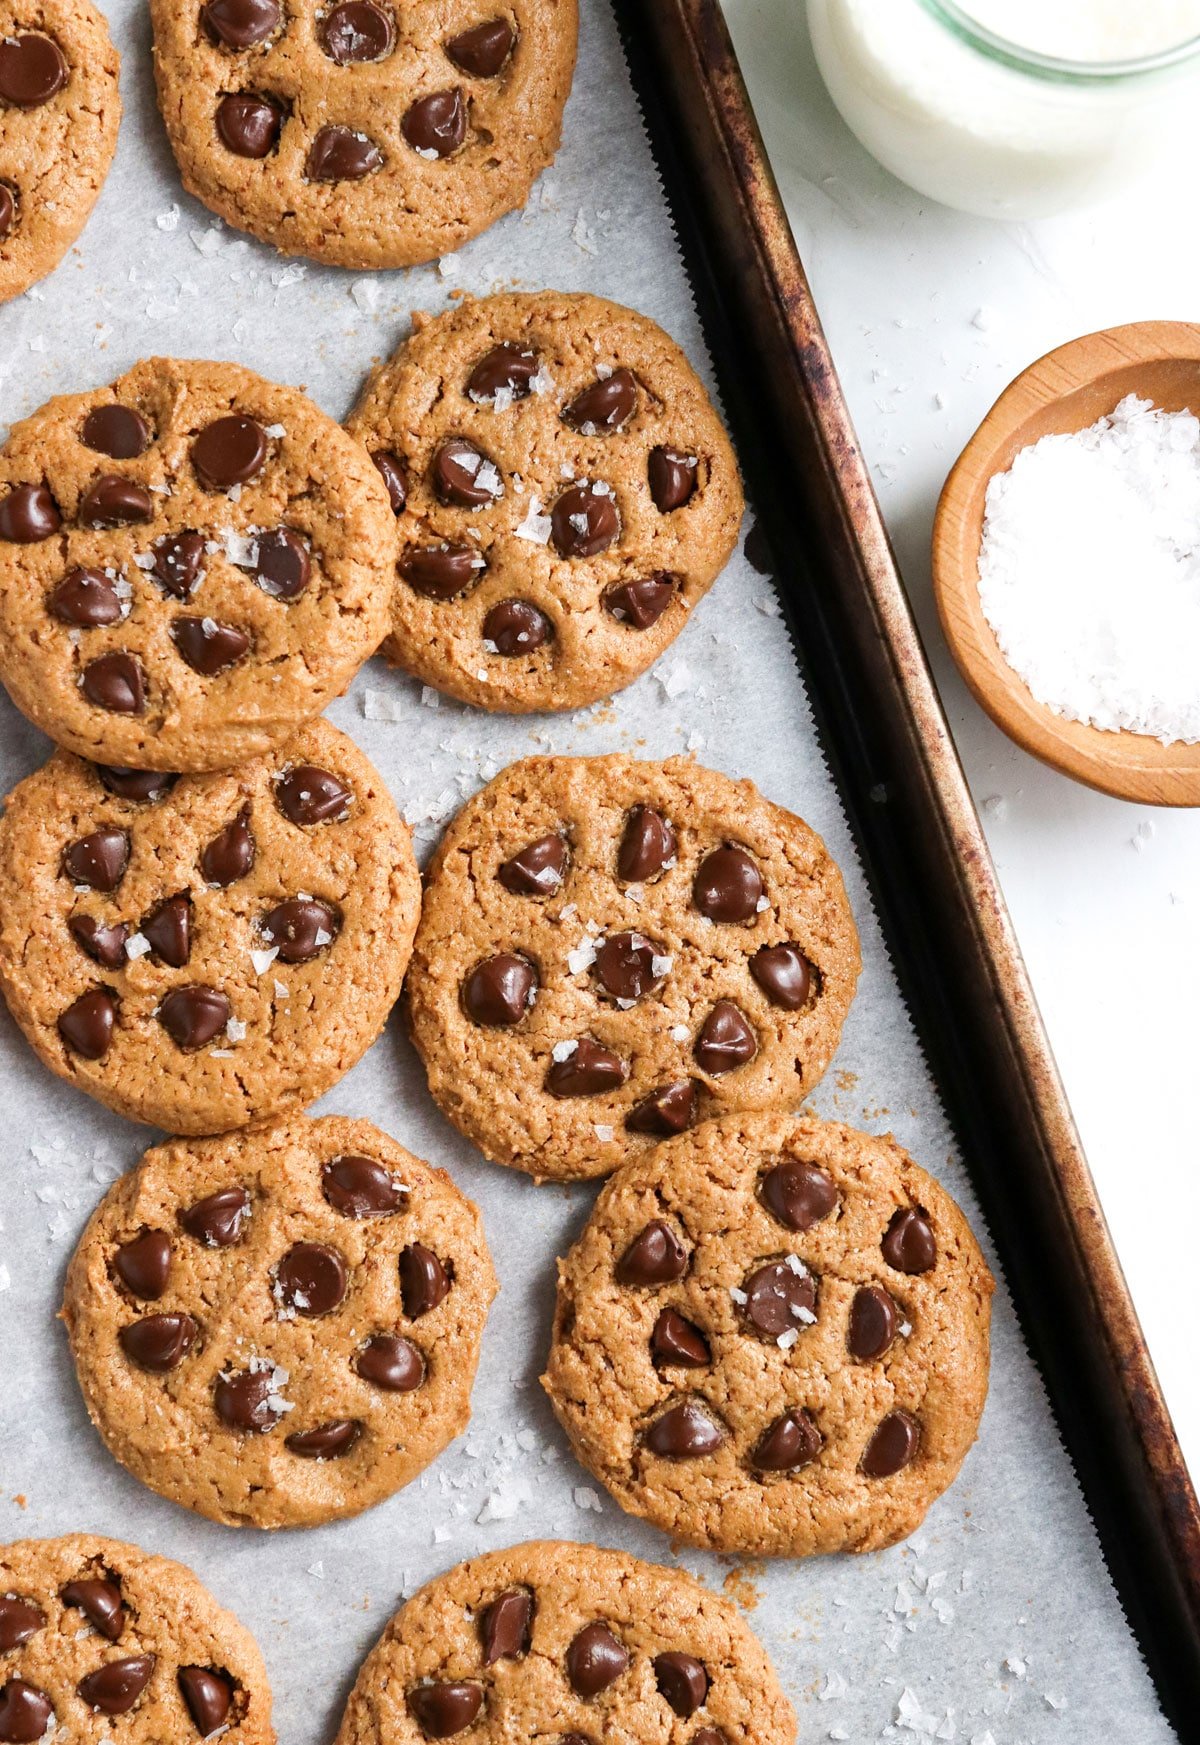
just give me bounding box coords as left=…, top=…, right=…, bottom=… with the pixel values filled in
left=406, top=754, right=860, bottom=1180
left=346, top=291, right=744, bottom=711
left=543, top=1114, right=994, bottom=1556
left=150, top=0, right=577, bottom=269
left=63, top=1115, right=497, bottom=1528
left=334, top=1540, right=796, bottom=1745
left=0, top=0, right=121, bottom=302
left=0, top=1534, right=273, bottom=1741
left=0, top=357, right=393, bottom=771
left=0, top=720, right=419, bottom=1133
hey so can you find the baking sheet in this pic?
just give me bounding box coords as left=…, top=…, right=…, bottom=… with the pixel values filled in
left=0, top=0, right=1173, bottom=1737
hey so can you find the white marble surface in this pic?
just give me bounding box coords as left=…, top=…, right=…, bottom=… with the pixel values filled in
left=722, top=0, right=1200, bottom=1477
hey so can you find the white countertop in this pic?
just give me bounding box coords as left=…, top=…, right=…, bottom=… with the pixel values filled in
left=722, top=0, right=1200, bottom=1476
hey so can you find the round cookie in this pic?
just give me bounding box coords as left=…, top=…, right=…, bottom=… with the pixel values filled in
left=63, top=1115, right=498, bottom=1529
left=542, top=1114, right=994, bottom=1557
left=406, top=754, right=860, bottom=1181
left=0, top=0, right=121, bottom=303
left=345, top=291, right=744, bottom=712
left=149, top=0, right=577, bottom=270
left=0, top=357, right=394, bottom=772
left=0, top=1533, right=273, bottom=1742
left=334, top=1539, right=796, bottom=1745
left=0, top=719, right=419, bottom=1133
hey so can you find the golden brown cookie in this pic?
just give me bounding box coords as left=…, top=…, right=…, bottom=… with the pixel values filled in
left=62, top=1115, right=498, bottom=1529
left=345, top=291, right=744, bottom=712
left=0, top=719, right=419, bottom=1133
left=334, top=1540, right=796, bottom=1745
left=0, top=1533, right=273, bottom=1742
left=542, top=1114, right=994, bottom=1557
left=0, top=0, right=121, bottom=303
left=406, top=754, right=860, bottom=1181
left=0, top=357, right=394, bottom=772
left=149, top=0, right=577, bottom=270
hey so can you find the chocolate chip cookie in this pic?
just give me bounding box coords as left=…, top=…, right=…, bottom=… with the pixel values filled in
left=149, top=0, right=576, bottom=269
left=334, top=1539, right=795, bottom=1745
left=0, top=0, right=121, bottom=302
left=0, top=357, right=394, bottom=772
left=62, top=1115, right=497, bottom=1529
left=406, top=754, right=860, bottom=1181
left=0, top=1533, right=273, bottom=1741
left=345, top=291, right=744, bottom=711
left=542, top=1114, right=994, bottom=1557
left=0, top=720, right=419, bottom=1133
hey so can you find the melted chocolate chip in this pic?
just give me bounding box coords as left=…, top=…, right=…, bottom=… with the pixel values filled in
left=693, top=846, right=763, bottom=923
left=644, top=1398, right=724, bottom=1458
left=79, top=1653, right=155, bottom=1714
left=399, top=542, right=483, bottom=599
left=741, top=1259, right=816, bottom=1338
left=462, top=953, right=537, bottom=1026
left=498, top=832, right=566, bottom=895
left=114, top=1230, right=172, bottom=1299
left=648, top=446, right=698, bottom=511
left=566, top=1623, right=628, bottom=1697
left=62, top=828, right=129, bottom=892
left=0, top=34, right=66, bottom=108
left=693, top=1002, right=756, bottom=1074
left=0, top=1597, right=44, bottom=1654
left=173, top=617, right=251, bottom=674
left=261, top=897, right=339, bottom=963
left=603, top=573, right=675, bottom=629
left=562, top=368, right=637, bottom=433
left=480, top=1588, right=532, bottom=1663
left=355, top=1333, right=424, bottom=1391
left=81, top=405, right=151, bottom=460
left=617, top=805, right=676, bottom=882
left=750, top=944, right=815, bottom=1009
left=159, top=985, right=231, bottom=1051
left=275, top=764, right=351, bottom=825
left=193, top=413, right=268, bottom=487
left=400, top=1244, right=450, bottom=1318
left=69, top=915, right=129, bottom=969
left=467, top=343, right=539, bottom=402
left=61, top=1578, right=123, bottom=1641
left=153, top=531, right=207, bottom=598
left=445, top=17, right=514, bottom=75
left=58, top=988, right=117, bottom=1058
left=81, top=652, right=144, bottom=714
left=626, top=1080, right=696, bottom=1136
left=0, top=483, right=59, bottom=543
left=202, top=0, right=281, bottom=46
left=254, top=527, right=310, bottom=599
left=213, top=1368, right=284, bottom=1432
left=651, top=1307, right=709, bottom=1367
left=373, top=451, right=407, bottom=513
left=402, top=87, right=466, bottom=156
left=0, top=184, right=15, bottom=243
left=285, top=1419, right=361, bottom=1458
left=48, top=567, right=123, bottom=627
left=96, top=766, right=176, bottom=802
left=322, top=1155, right=407, bottom=1217
left=180, top=1185, right=250, bottom=1247
left=545, top=1038, right=627, bottom=1097
left=848, top=1285, right=899, bottom=1361
left=482, top=597, right=551, bottom=655
left=275, top=1242, right=348, bottom=1316
left=653, top=1653, right=708, bottom=1718
left=753, top=1408, right=823, bottom=1472
left=201, top=810, right=255, bottom=885
left=592, top=931, right=660, bottom=1002
left=550, top=480, right=620, bottom=558
left=432, top=438, right=502, bottom=507
left=307, top=124, right=382, bottom=180
left=408, top=1683, right=483, bottom=1738
left=881, top=1207, right=936, bottom=1274
left=79, top=474, right=153, bottom=527
left=178, top=1667, right=232, bottom=1738
left=141, top=893, right=192, bottom=967
left=615, top=1220, right=688, bottom=1285
left=119, top=1313, right=199, bottom=1372
left=0, top=1678, right=52, bottom=1741
left=216, top=90, right=283, bottom=157
left=759, top=1158, right=837, bottom=1231
left=320, top=0, right=393, bottom=61
left=861, top=1410, right=920, bottom=1478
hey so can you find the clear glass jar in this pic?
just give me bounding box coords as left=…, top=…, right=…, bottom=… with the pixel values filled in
left=807, top=0, right=1200, bottom=219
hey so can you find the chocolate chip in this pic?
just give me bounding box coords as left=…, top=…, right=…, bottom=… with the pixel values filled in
left=323, top=1155, right=407, bottom=1217
left=61, top=1578, right=123, bottom=1640
left=648, top=446, right=697, bottom=511
left=178, top=1668, right=231, bottom=1738
left=848, top=1285, right=899, bottom=1361
left=402, top=88, right=466, bottom=156
left=58, top=989, right=117, bottom=1058
left=753, top=1408, right=823, bottom=1472
left=320, top=0, right=392, bottom=60
left=373, top=451, right=407, bottom=513
left=69, top=915, right=129, bottom=969
left=173, top=617, right=251, bottom=674
left=483, top=598, right=551, bottom=655
left=201, top=810, right=254, bottom=885
left=408, top=1683, right=483, bottom=1738
left=261, top=897, right=339, bottom=963
left=181, top=1186, right=250, bottom=1247
left=562, top=368, right=637, bottom=434
left=626, top=1080, right=696, bottom=1136
left=694, top=1002, right=756, bottom=1074
left=398, top=543, right=484, bottom=600
left=759, top=1158, right=837, bottom=1230
left=80, top=475, right=153, bottom=527
left=0, top=34, right=66, bottom=107
left=592, top=931, right=660, bottom=1002
left=603, top=574, right=675, bottom=629
left=78, top=1653, right=156, bottom=1716
left=617, top=805, right=675, bottom=882
left=615, top=1220, right=688, bottom=1285
left=0, top=184, right=14, bottom=242
left=275, top=763, right=351, bottom=825
left=48, top=567, right=123, bottom=627
left=213, top=1368, right=284, bottom=1432
left=355, top=1333, right=424, bottom=1391
left=653, top=1653, right=708, bottom=1717
left=276, top=1242, right=348, bottom=1316
left=153, top=531, right=207, bottom=599
left=550, top=480, right=620, bottom=558
left=545, top=1038, right=627, bottom=1097
left=0, top=1678, right=52, bottom=1742
left=399, top=1244, right=450, bottom=1318
left=62, top=828, right=129, bottom=892
left=119, top=1313, right=198, bottom=1372
left=741, top=1259, right=816, bottom=1338
left=565, top=1623, right=628, bottom=1697
left=750, top=944, right=815, bottom=1009
left=693, top=846, right=763, bottom=922
left=159, top=985, right=230, bottom=1051
left=462, top=953, right=536, bottom=1026
left=432, top=438, right=502, bottom=507
left=141, top=893, right=192, bottom=967
left=81, top=406, right=151, bottom=460
left=307, top=124, right=383, bottom=180
left=81, top=652, right=144, bottom=714
left=202, top=0, right=280, bottom=46
left=881, top=1207, right=936, bottom=1274
left=193, top=413, right=269, bottom=487
left=643, top=1399, right=724, bottom=1458
left=467, top=343, right=539, bottom=403
left=0, top=1597, right=44, bottom=1653
left=861, top=1409, right=920, bottom=1478
left=445, top=17, right=514, bottom=75
left=215, top=91, right=283, bottom=157
left=114, top=1230, right=172, bottom=1299
left=96, top=766, right=175, bottom=802
left=651, top=1307, right=709, bottom=1367
left=0, top=483, right=59, bottom=542
left=480, top=1588, right=532, bottom=1663
left=498, top=832, right=566, bottom=895
left=254, top=527, right=310, bottom=599
left=285, top=1418, right=362, bottom=1458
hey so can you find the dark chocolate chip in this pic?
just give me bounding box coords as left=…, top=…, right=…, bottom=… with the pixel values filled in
left=355, top=1334, right=424, bottom=1391
left=158, top=985, right=231, bottom=1051
left=759, top=1158, right=837, bottom=1231
left=261, top=897, right=339, bottom=963
left=61, top=1578, right=123, bottom=1640
left=213, top=1368, right=284, bottom=1432
left=848, top=1285, right=899, bottom=1361
left=643, top=1399, right=724, bottom=1458
left=861, top=1410, right=919, bottom=1478
left=81, top=652, right=144, bottom=714
left=603, top=574, right=675, bottom=629
left=0, top=1679, right=52, bottom=1742
left=462, top=953, right=536, bottom=1026
left=480, top=1588, right=532, bottom=1663
left=180, top=1185, right=250, bottom=1247
left=753, top=1409, right=823, bottom=1472
left=0, top=483, right=59, bottom=543
left=320, top=0, right=392, bottom=61
left=193, top=413, right=268, bottom=486
left=881, top=1207, right=936, bottom=1274
left=562, top=368, right=637, bottom=434
left=141, top=893, right=192, bottom=967
left=431, top=438, right=502, bottom=507
left=114, top=1230, right=171, bottom=1299
left=81, top=405, right=152, bottom=460
left=254, top=527, right=310, bottom=599
left=651, top=1307, right=709, bottom=1367
left=62, top=828, right=129, bottom=892
left=692, top=846, right=763, bottom=923
left=400, top=1244, right=450, bottom=1318
left=653, top=1653, right=708, bottom=1718
left=0, top=1597, right=44, bottom=1653
left=466, top=343, right=539, bottom=403
left=482, top=598, right=551, bottom=655
left=173, top=617, right=251, bottom=674
left=550, top=480, right=620, bottom=558
left=626, top=1080, right=697, bottom=1137
left=648, top=446, right=697, bottom=511
left=408, top=1683, right=483, bottom=1738
left=741, top=1259, right=816, bottom=1338
left=444, top=17, right=514, bottom=75
left=565, top=1623, right=628, bottom=1697
left=750, top=944, right=815, bottom=1010
left=275, top=1241, right=348, bottom=1316
left=373, top=451, right=407, bottom=513
left=119, top=1313, right=198, bottom=1372
left=78, top=1655, right=155, bottom=1716
left=215, top=91, right=283, bottom=157
left=202, top=0, right=281, bottom=47
left=275, top=763, right=351, bottom=825
left=307, top=124, right=382, bottom=180
left=79, top=474, right=153, bottom=527
left=592, top=931, right=659, bottom=1002
left=498, top=832, right=566, bottom=895
left=617, top=805, right=675, bottom=882
left=47, top=567, right=123, bottom=627
left=693, top=1002, right=756, bottom=1074
left=178, top=1668, right=231, bottom=1739
left=615, top=1220, right=687, bottom=1285
left=58, top=988, right=117, bottom=1058
left=285, top=1419, right=362, bottom=1458
left=545, top=1038, right=627, bottom=1098
left=402, top=88, right=466, bottom=156
left=69, top=914, right=129, bottom=970
left=322, top=1155, right=407, bottom=1217
left=153, top=531, right=207, bottom=599
left=398, top=542, right=484, bottom=600
left=201, top=810, right=254, bottom=885
left=0, top=184, right=14, bottom=243
left=0, top=34, right=66, bottom=107
left=96, top=766, right=176, bottom=802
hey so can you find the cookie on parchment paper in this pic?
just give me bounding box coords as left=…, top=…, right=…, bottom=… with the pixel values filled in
left=345, top=291, right=743, bottom=712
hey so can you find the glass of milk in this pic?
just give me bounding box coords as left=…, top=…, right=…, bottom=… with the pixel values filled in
left=807, top=0, right=1200, bottom=218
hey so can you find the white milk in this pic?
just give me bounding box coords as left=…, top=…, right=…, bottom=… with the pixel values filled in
left=960, top=0, right=1200, bottom=61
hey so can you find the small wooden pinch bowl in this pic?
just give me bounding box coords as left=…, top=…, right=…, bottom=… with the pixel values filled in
left=933, top=320, right=1200, bottom=806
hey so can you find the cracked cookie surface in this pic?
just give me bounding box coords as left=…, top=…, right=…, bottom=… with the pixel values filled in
left=542, top=1114, right=994, bottom=1556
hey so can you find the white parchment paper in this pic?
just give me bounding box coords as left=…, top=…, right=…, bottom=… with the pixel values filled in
left=0, top=0, right=1174, bottom=1738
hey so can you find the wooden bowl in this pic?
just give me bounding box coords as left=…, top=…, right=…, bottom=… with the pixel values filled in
left=933, top=320, right=1200, bottom=806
